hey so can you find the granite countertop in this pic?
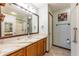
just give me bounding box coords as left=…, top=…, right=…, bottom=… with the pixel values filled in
left=0, top=34, right=47, bottom=56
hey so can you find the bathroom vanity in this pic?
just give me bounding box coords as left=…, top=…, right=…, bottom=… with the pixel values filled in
left=0, top=34, right=47, bottom=56
left=8, top=37, right=47, bottom=56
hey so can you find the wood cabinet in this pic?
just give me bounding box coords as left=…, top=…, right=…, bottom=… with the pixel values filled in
left=43, top=38, right=47, bottom=53
left=26, top=42, right=38, bottom=56
left=37, top=39, right=44, bottom=56
left=37, top=38, right=47, bottom=55
left=8, top=38, right=47, bottom=56
left=8, top=48, right=25, bottom=56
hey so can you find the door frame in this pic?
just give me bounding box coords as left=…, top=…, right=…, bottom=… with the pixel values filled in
left=48, top=12, right=53, bottom=48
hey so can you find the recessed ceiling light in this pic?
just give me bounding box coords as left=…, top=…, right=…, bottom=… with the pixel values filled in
left=11, top=12, right=17, bottom=15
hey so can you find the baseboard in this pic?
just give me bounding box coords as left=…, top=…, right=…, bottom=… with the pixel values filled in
left=52, top=44, right=71, bottom=51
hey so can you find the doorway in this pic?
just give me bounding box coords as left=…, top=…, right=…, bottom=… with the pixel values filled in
left=48, top=3, right=71, bottom=56
left=47, top=11, right=71, bottom=56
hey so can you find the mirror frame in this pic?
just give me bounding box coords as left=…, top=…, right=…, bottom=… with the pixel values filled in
left=0, top=3, right=39, bottom=39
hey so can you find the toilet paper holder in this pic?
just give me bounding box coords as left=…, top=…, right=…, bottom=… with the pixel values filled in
left=66, top=38, right=70, bottom=44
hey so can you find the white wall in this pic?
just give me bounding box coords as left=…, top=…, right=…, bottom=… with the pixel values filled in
left=53, top=8, right=71, bottom=48
left=38, top=4, right=49, bottom=51
left=39, top=4, right=48, bottom=35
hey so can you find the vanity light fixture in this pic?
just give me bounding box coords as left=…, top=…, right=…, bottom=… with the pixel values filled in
left=0, top=3, right=5, bottom=22
left=0, top=13, right=5, bottom=21
left=12, top=3, right=37, bottom=15
left=0, top=3, right=5, bottom=6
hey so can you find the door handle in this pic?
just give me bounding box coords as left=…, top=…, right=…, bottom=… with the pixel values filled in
left=73, top=27, right=77, bottom=43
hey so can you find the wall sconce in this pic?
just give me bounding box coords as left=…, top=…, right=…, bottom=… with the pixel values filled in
left=0, top=3, right=5, bottom=22
left=0, top=3, right=5, bottom=6
left=0, top=13, right=5, bottom=21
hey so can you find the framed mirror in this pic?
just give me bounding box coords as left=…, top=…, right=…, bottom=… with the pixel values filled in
left=0, top=3, right=39, bottom=38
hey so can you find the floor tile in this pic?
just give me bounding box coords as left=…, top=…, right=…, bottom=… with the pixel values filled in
left=44, top=46, right=71, bottom=56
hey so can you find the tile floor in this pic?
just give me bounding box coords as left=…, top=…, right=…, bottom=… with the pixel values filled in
left=44, top=46, right=71, bottom=56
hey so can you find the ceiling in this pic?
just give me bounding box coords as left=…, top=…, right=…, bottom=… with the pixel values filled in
left=32, top=3, right=71, bottom=12
left=32, top=3, right=47, bottom=9
left=49, top=3, right=71, bottom=12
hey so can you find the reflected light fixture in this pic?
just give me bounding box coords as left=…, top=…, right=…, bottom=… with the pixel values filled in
left=28, top=16, right=31, bottom=19
left=11, top=12, right=17, bottom=15
left=0, top=3, right=5, bottom=22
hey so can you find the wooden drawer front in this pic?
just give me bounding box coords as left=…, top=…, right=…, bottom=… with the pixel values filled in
left=26, top=43, right=38, bottom=56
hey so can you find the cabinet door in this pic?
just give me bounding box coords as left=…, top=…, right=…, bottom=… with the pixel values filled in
left=37, top=39, right=44, bottom=56
left=8, top=48, right=25, bottom=56
left=43, top=38, right=47, bottom=53
left=26, top=43, right=38, bottom=56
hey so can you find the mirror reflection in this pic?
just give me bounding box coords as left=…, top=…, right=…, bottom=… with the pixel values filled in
left=1, top=3, right=39, bottom=37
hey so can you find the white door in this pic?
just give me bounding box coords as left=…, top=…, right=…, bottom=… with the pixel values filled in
left=71, top=3, right=79, bottom=56
left=56, top=23, right=71, bottom=49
